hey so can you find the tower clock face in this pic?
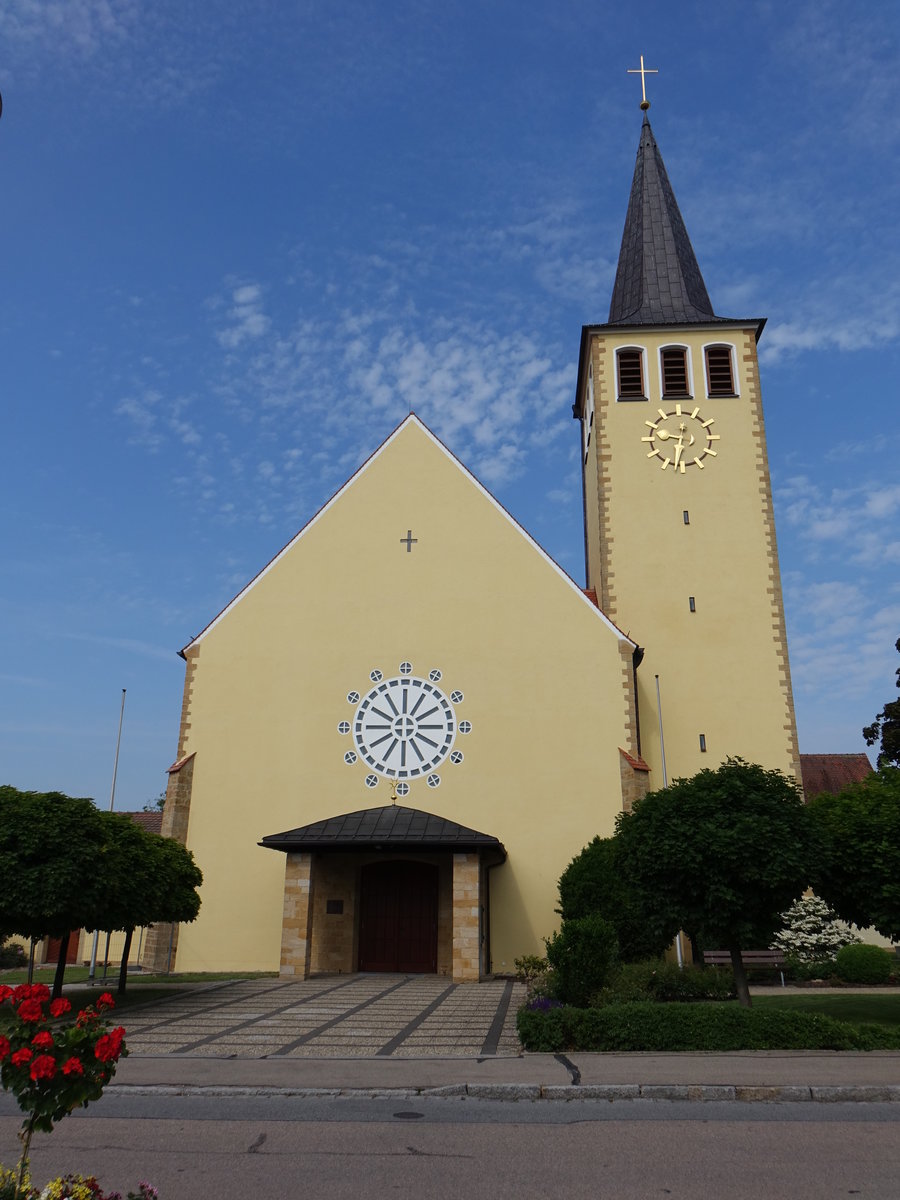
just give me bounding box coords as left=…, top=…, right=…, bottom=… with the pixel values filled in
left=641, top=403, right=720, bottom=472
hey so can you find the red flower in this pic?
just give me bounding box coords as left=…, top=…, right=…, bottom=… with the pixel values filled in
left=94, top=1026, right=125, bottom=1063
left=29, top=1054, right=57, bottom=1082
left=31, top=1031, right=54, bottom=1049
left=97, top=993, right=115, bottom=1010
left=31, top=983, right=50, bottom=1002
left=62, top=1056, right=84, bottom=1076
left=16, top=998, right=45, bottom=1023
left=11, top=1048, right=33, bottom=1067
left=50, top=997, right=72, bottom=1017
left=0, top=1035, right=10, bottom=1060
left=0, top=984, right=13, bottom=1003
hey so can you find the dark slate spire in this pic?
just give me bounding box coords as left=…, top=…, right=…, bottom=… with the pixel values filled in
left=608, top=114, right=717, bottom=325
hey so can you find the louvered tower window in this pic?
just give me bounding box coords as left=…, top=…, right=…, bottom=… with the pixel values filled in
left=661, top=347, right=690, bottom=397
left=616, top=348, right=645, bottom=399
left=705, top=345, right=736, bottom=396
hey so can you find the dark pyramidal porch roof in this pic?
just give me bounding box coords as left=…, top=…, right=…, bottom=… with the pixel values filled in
left=261, top=805, right=507, bottom=858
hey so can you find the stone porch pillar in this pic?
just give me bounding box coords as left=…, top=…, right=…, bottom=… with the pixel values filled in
left=452, top=851, right=480, bottom=982
left=280, top=851, right=315, bottom=978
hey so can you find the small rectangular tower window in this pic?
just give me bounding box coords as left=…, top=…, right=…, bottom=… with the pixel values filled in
left=689, top=596, right=696, bottom=612
left=661, top=347, right=690, bottom=397
left=705, top=345, right=736, bottom=396
left=616, top=348, right=645, bottom=399
left=683, top=510, right=690, bottom=525
left=699, top=734, right=707, bottom=752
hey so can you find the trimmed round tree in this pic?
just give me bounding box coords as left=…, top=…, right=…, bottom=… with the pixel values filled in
left=557, top=835, right=676, bottom=962
left=615, top=758, right=814, bottom=1007
left=98, top=811, right=202, bottom=994
left=0, top=787, right=109, bottom=998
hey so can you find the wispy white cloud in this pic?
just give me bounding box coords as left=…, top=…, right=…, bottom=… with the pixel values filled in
left=215, top=283, right=271, bottom=350
left=779, top=476, right=900, bottom=567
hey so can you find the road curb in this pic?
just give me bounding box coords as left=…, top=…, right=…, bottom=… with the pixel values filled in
left=106, top=1082, right=900, bottom=1103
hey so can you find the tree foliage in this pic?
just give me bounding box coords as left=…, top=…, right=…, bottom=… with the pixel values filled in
left=0, top=788, right=109, bottom=940
left=0, top=787, right=202, bottom=996
left=98, top=812, right=202, bottom=992
left=615, top=758, right=814, bottom=1006
left=863, top=637, right=900, bottom=768
left=809, top=767, right=900, bottom=941
left=557, top=835, right=673, bottom=962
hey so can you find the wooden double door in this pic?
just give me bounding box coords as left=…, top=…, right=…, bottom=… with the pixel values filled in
left=358, top=860, right=438, bottom=973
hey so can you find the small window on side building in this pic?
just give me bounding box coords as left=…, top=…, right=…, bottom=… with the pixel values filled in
left=616, top=348, right=645, bottom=399
left=661, top=347, right=690, bottom=397
left=705, top=345, right=736, bottom=396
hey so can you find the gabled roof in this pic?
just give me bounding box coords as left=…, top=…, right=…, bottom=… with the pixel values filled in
left=260, top=805, right=506, bottom=858
left=182, top=414, right=635, bottom=653
left=118, top=811, right=164, bottom=834
left=800, top=753, right=873, bottom=799
left=608, top=114, right=717, bottom=327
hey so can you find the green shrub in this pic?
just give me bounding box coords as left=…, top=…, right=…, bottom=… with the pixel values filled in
left=834, top=943, right=894, bottom=985
left=598, top=960, right=736, bottom=1004
left=545, top=914, right=619, bottom=1007
left=516, top=1000, right=900, bottom=1053
left=783, top=955, right=837, bottom=982
left=0, top=938, right=26, bottom=970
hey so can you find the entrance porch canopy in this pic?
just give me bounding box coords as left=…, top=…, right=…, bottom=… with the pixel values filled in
left=260, top=806, right=506, bottom=982
left=260, top=804, right=507, bottom=859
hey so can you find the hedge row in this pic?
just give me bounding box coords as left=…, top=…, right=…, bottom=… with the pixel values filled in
left=516, top=1000, right=900, bottom=1053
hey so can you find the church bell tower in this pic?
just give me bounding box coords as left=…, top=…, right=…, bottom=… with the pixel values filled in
left=574, top=101, right=800, bottom=789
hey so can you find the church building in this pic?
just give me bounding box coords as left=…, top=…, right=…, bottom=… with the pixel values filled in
left=142, top=105, right=800, bottom=982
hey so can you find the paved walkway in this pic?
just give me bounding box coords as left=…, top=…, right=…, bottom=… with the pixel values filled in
left=107, top=976, right=900, bottom=1104
left=122, top=974, right=525, bottom=1059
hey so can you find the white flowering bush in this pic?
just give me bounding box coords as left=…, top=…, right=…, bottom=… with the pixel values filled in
left=772, top=895, right=860, bottom=963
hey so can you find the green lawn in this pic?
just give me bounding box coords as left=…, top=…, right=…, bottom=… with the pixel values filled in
left=754, top=992, right=900, bottom=1029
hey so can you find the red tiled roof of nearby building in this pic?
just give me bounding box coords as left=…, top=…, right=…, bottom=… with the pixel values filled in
left=122, top=810, right=164, bottom=834
left=800, top=753, right=873, bottom=799
left=583, top=588, right=599, bottom=607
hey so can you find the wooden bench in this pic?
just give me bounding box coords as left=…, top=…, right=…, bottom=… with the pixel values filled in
left=702, top=949, right=786, bottom=987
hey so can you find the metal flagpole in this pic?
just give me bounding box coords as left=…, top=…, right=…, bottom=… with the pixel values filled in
left=89, top=689, right=126, bottom=981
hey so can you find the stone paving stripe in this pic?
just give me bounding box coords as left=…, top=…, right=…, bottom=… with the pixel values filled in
left=171, top=975, right=365, bottom=1052
left=375, top=984, right=457, bottom=1056
left=479, top=979, right=514, bottom=1056
left=121, top=978, right=307, bottom=1036
left=272, top=978, right=416, bottom=1054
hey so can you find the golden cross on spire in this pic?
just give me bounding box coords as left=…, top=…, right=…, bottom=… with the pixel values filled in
left=627, top=54, right=658, bottom=111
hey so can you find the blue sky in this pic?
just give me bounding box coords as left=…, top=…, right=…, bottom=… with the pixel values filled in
left=2, top=1, right=898, bottom=810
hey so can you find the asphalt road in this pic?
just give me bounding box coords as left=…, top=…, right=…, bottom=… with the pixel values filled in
left=3, top=1094, right=899, bottom=1199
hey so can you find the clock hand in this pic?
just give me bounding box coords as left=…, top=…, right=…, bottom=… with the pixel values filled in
left=673, top=441, right=683, bottom=470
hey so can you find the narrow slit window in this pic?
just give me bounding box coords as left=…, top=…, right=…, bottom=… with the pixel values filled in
left=683, top=510, right=690, bottom=525
left=699, top=734, right=707, bottom=752
left=661, top=347, right=690, bottom=397
left=705, top=345, right=735, bottom=396
left=689, top=596, right=696, bottom=612
left=616, top=349, right=645, bottom=399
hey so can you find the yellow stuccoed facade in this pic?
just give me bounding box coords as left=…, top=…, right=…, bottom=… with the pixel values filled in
left=156, top=418, right=645, bottom=979
left=579, top=324, right=800, bottom=790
